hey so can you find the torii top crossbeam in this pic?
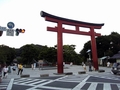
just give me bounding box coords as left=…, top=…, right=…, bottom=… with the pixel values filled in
left=41, top=11, right=104, bottom=73
left=41, top=11, right=104, bottom=28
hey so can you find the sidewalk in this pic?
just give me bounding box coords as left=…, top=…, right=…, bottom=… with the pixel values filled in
left=6, top=64, right=112, bottom=78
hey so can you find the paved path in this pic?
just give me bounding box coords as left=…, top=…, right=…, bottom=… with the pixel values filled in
left=11, top=74, right=120, bottom=90
left=0, top=64, right=120, bottom=90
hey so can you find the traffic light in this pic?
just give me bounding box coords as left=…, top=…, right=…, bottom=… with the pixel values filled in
left=15, top=28, right=19, bottom=36
left=15, top=28, right=25, bottom=36
left=19, top=29, right=25, bottom=33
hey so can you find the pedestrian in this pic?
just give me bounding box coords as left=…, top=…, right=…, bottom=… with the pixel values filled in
left=107, top=62, right=110, bottom=68
left=81, top=62, right=84, bottom=66
left=70, top=62, right=73, bottom=66
left=31, top=63, right=34, bottom=70
left=112, top=62, right=117, bottom=70
left=88, top=61, right=92, bottom=71
left=18, top=63, right=23, bottom=75
left=33, top=62, right=36, bottom=69
left=8, top=65, right=11, bottom=73
left=12, top=64, right=16, bottom=72
left=33, top=58, right=37, bottom=69
left=38, top=60, right=43, bottom=70
left=83, top=63, right=86, bottom=71
left=0, top=63, right=2, bottom=82
left=63, top=62, right=65, bottom=67
left=3, top=65, right=8, bottom=78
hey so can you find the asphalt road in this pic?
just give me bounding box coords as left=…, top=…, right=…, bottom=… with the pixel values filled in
left=11, top=73, right=120, bottom=90
left=0, top=65, right=120, bottom=90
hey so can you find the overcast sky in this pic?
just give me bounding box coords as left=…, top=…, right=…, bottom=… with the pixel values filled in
left=0, top=0, right=120, bottom=53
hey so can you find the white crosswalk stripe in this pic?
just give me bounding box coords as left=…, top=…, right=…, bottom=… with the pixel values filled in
left=72, top=75, right=120, bottom=90
left=0, top=78, right=10, bottom=90
left=0, top=84, right=8, bottom=90
left=28, top=80, right=46, bottom=85
left=87, top=83, right=97, bottom=90
left=73, top=82, right=119, bottom=90
left=59, top=75, right=88, bottom=82
left=104, top=83, right=112, bottom=90
left=14, top=78, right=48, bottom=86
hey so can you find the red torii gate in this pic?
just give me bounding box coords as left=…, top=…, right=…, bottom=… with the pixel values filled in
left=40, top=11, right=104, bottom=73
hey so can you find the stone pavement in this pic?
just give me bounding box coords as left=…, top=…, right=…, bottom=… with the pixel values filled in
left=0, top=64, right=116, bottom=90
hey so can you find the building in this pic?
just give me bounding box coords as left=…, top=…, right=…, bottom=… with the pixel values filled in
left=110, top=51, right=120, bottom=63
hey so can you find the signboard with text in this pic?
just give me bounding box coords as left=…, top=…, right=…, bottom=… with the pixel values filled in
left=6, top=29, right=14, bottom=36
left=0, top=26, right=7, bottom=31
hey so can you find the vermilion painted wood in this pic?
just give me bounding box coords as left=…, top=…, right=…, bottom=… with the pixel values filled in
left=41, top=11, right=104, bottom=73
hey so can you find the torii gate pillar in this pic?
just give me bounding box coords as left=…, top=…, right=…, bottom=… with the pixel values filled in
left=41, top=11, right=104, bottom=73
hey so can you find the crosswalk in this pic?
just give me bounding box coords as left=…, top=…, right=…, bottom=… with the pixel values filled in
left=0, top=78, right=10, bottom=90
left=0, top=84, right=8, bottom=90
left=73, top=82, right=120, bottom=90
left=73, top=75, right=120, bottom=90
left=1, top=74, right=119, bottom=90
left=14, top=78, right=49, bottom=86
left=13, top=76, right=75, bottom=90
left=11, top=75, right=120, bottom=90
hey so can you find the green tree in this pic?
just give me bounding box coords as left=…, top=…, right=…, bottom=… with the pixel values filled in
left=63, top=45, right=81, bottom=64
left=80, top=32, right=120, bottom=61
left=38, top=46, right=57, bottom=63
left=0, top=45, right=15, bottom=65
left=20, top=44, right=39, bottom=64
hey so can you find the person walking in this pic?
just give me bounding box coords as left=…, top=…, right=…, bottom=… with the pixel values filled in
left=70, top=62, right=73, bottom=66
left=88, top=61, right=92, bottom=71
left=38, top=60, right=43, bottom=70
left=31, top=63, right=34, bottom=70
left=82, top=62, right=86, bottom=71
left=12, top=64, right=16, bottom=72
left=3, top=65, right=8, bottom=78
left=32, top=58, right=37, bottom=70
left=81, top=62, right=84, bottom=66
left=107, top=62, right=110, bottom=68
left=112, top=62, right=117, bottom=70
left=0, top=63, right=2, bottom=82
left=18, top=63, right=23, bottom=75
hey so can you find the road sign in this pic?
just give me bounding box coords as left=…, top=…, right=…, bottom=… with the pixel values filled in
left=7, top=22, right=15, bottom=29
left=0, top=26, right=7, bottom=31
left=6, top=29, right=14, bottom=36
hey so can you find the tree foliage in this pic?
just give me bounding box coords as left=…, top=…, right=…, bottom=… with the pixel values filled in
left=0, top=45, right=15, bottom=65
left=38, top=46, right=57, bottom=63
left=63, top=45, right=81, bottom=64
left=80, top=32, right=120, bottom=62
left=19, top=44, right=39, bottom=64
left=1, top=32, right=120, bottom=65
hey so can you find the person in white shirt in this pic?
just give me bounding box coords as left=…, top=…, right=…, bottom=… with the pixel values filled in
left=107, top=62, right=110, bottom=68
left=3, top=65, right=8, bottom=78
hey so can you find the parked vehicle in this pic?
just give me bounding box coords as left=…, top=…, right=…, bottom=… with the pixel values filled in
left=111, top=62, right=120, bottom=75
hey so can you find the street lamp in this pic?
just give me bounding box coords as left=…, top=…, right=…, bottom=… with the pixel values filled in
left=87, top=49, right=93, bottom=71
left=87, top=49, right=91, bottom=61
